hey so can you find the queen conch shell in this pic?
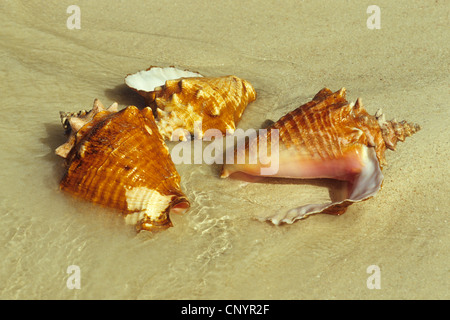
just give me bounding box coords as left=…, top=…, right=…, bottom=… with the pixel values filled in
left=55, top=99, right=190, bottom=232
left=221, top=88, right=421, bottom=225
left=125, top=66, right=257, bottom=141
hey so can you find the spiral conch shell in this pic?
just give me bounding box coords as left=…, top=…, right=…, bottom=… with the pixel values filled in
left=125, top=66, right=257, bottom=140
left=56, top=99, right=190, bottom=232
left=221, top=88, right=421, bottom=225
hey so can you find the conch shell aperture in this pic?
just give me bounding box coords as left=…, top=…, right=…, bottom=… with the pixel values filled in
left=125, top=66, right=257, bottom=141
left=56, top=99, right=190, bottom=232
left=221, top=88, right=421, bottom=225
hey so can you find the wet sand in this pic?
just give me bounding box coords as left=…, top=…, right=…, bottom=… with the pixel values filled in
left=0, top=0, right=449, bottom=299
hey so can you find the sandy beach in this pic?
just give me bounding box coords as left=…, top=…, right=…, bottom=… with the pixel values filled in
left=0, top=0, right=448, bottom=299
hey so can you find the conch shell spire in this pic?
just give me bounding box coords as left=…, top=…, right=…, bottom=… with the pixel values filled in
left=56, top=99, right=120, bottom=158
left=375, top=108, right=421, bottom=151
left=59, top=99, right=119, bottom=134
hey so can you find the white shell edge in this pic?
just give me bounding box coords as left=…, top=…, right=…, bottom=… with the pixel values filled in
left=125, top=67, right=203, bottom=92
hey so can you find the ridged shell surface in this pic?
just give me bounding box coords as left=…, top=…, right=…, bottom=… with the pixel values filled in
left=154, top=75, right=256, bottom=140
left=221, top=88, right=420, bottom=224
left=125, top=67, right=256, bottom=140
left=267, top=88, right=420, bottom=167
left=56, top=101, right=190, bottom=231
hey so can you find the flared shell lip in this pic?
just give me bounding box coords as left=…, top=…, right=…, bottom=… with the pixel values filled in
left=137, top=195, right=190, bottom=232
left=124, top=66, right=203, bottom=103
left=169, top=195, right=190, bottom=215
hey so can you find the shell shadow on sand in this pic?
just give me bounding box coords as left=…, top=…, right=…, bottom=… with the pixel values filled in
left=104, top=83, right=147, bottom=109
left=41, top=122, right=70, bottom=178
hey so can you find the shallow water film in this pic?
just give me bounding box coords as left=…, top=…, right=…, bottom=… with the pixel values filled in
left=1, top=0, right=449, bottom=299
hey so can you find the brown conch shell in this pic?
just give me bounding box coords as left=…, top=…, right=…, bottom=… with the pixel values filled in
left=56, top=99, right=190, bottom=232
left=125, top=66, right=257, bottom=140
left=221, top=88, right=420, bottom=225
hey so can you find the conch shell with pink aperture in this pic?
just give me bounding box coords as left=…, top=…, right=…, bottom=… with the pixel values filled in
left=221, top=88, right=421, bottom=225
